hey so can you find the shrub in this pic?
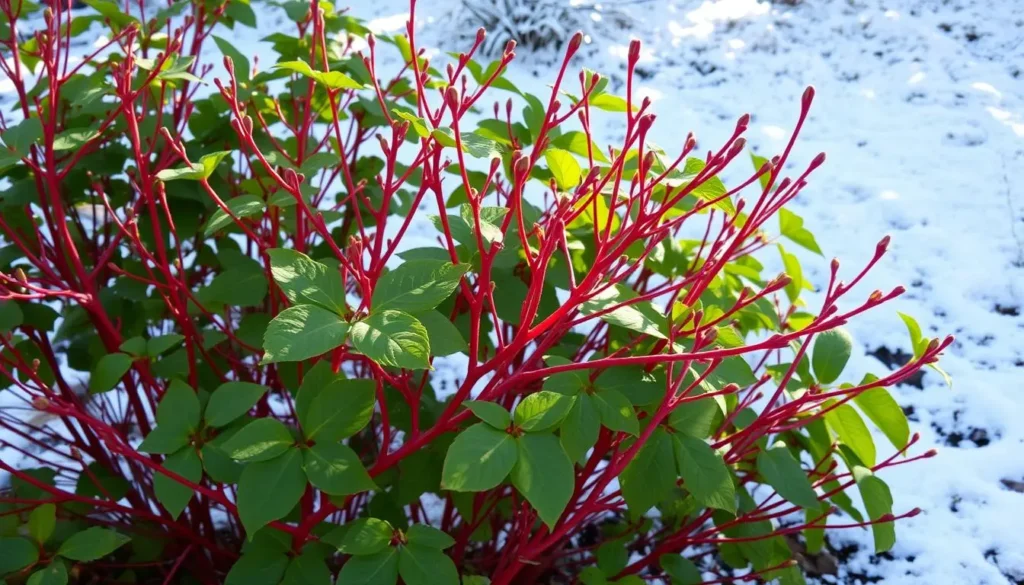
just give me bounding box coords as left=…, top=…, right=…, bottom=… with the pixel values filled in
left=0, top=0, right=951, bottom=584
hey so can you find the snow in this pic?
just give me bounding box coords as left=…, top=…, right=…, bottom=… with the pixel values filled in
left=2, top=0, right=1021, bottom=583
left=361, top=0, right=1023, bottom=582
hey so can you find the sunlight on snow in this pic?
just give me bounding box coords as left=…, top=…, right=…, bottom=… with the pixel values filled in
left=667, top=0, right=770, bottom=41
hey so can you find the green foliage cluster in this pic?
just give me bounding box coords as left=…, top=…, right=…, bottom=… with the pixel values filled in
left=0, top=0, right=950, bottom=583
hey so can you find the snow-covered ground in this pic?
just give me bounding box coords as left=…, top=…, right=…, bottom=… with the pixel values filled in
left=361, top=0, right=1024, bottom=583
left=3, top=0, right=1021, bottom=583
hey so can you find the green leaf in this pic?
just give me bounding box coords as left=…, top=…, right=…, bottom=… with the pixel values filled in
left=300, top=378, right=376, bottom=442
left=511, top=432, right=574, bottom=528
left=578, top=567, right=609, bottom=585
left=26, top=560, right=68, bottom=585
left=0, top=301, right=23, bottom=332
left=550, top=131, right=610, bottom=164
left=619, top=428, right=676, bottom=516
left=225, top=551, right=289, bottom=585
left=89, top=352, right=133, bottom=394
left=544, top=148, right=582, bottom=190
left=262, top=305, right=350, bottom=364
left=156, top=151, right=231, bottom=181
left=465, top=400, right=511, bottom=429
left=0, top=536, right=37, bottom=575
left=441, top=423, right=517, bottom=491
left=596, top=540, right=627, bottom=576
left=339, top=518, right=394, bottom=555
left=237, top=448, right=306, bottom=537
left=660, top=554, right=702, bottom=585
left=303, top=442, right=375, bottom=496
left=337, top=548, right=398, bottom=585
left=812, top=328, right=853, bottom=385
left=458, top=204, right=508, bottom=247
left=1, top=117, right=42, bottom=156
left=778, top=244, right=803, bottom=303
left=222, top=418, right=295, bottom=462
left=405, top=525, right=455, bottom=549
left=57, top=527, right=130, bottom=561
left=206, top=264, right=268, bottom=307
left=668, top=395, right=718, bottom=439
left=853, top=466, right=896, bottom=553
left=147, top=334, right=184, bottom=356
left=28, top=503, right=56, bottom=544
left=559, top=393, right=600, bottom=462
left=138, top=423, right=190, bottom=455
left=281, top=550, right=332, bottom=585
left=854, top=383, right=910, bottom=451
left=580, top=284, right=666, bottom=339
left=267, top=249, right=347, bottom=315
left=205, top=195, right=265, bottom=234
left=756, top=442, right=820, bottom=509
left=779, top=208, right=823, bottom=255
left=52, top=128, right=98, bottom=151
left=898, top=312, right=927, bottom=357
left=350, top=310, right=430, bottom=370
left=412, top=310, right=467, bottom=356
left=750, top=152, right=771, bottom=190
left=276, top=60, right=364, bottom=90
left=514, top=391, right=575, bottom=432
left=460, top=133, right=502, bottom=160
left=153, top=447, right=202, bottom=518
left=674, top=434, right=735, bottom=513
left=205, top=382, right=268, bottom=428
left=139, top=380, right=201, bottom=454
left=825, top=402, right=877, bottom=467
left=398, top=544, right=459, bottom=585
left=293, top=361, right=343, bottom=428
left=214, top=36, right=251, bottom=84
left=372, top=260, right=468, bottom=313
left=592, top=388, right=639, bottom=435
left=804, top=507, right=825, bottom=554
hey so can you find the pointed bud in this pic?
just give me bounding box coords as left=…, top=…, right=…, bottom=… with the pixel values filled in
left=728, top=137, right=746, bottom=159
left=476, top=27, right=486, bottom=45
left=802, top=85, right=815, bottom=109
left=568, top=31, right=584, bottom=54
left=702, top=328, right=718, bottom=346
left=628, top=39, right=641, bottom=64
left=876, top=234, right=891, bottom=255
left=924, top=449, right=938, bottom=458
left=892, top=285, right=907, bottom=297
left=367, top=33, right=376, bottom=50
left=638, top=113, right=655, bottom=134
left=831, top=258, right=840, bottom=272
left=504, top=39, right=517, bottom=56
left=809, top=152, right=826, bottom=171
left=445, top=86, right=460, bottom=110
left=722, top=383, right=740, bottom=394
left=737, top=113, right=750, bottom=131
left=868, top=290, right=883, bottom=302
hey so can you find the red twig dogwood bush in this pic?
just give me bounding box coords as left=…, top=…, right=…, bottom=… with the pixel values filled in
left=0, top=0, right=952, bottom=583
